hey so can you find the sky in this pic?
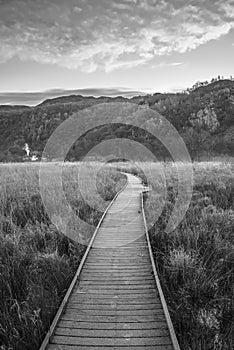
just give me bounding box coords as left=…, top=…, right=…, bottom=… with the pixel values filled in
left=0, top=0, right=234, bottom=105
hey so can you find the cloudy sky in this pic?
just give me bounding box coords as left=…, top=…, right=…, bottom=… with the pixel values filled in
left=0, top=0, right=234, bottom=105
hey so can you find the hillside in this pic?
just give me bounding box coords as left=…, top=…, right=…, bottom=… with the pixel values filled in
left=0, top=79, right=233, bottom=162
left=0, top=105, right=30, bottom=111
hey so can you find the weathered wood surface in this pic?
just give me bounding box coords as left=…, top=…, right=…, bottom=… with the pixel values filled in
left=42, top=174, right=180, bottom=350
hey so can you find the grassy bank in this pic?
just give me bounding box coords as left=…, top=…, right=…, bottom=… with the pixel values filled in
left=125, top=161, right=233, bottom=350
left=0, top=162, right=126, bottom=350
left=1, top=160, right=233, bottom=349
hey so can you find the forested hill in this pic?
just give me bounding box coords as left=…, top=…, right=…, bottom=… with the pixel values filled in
left=0, top=79, right=233, bottom=162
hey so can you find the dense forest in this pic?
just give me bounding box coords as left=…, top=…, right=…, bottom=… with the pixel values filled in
left=0, top=78, right=233, bottom=162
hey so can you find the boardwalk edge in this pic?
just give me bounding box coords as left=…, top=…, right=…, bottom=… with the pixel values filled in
left=39, top=175, right=128, bottom=350
left=141, top=192, right=181, bottom=350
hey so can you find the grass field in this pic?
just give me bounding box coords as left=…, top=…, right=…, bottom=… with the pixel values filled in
left=0, top=162, right=126, bottom=350
left=0, top=160, right=233, bottom=349
left=117, top=160, right=234, bottom=350
left=147, top=161, right=234, bottom=350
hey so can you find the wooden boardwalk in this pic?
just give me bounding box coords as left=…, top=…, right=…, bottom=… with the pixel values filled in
left=40, top=174, right=180, bottom=350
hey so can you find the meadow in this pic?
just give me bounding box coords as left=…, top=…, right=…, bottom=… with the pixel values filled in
left=0, top=162, right=126, bottom=350
left=151, top=162, right=234, bottom=350
left=120, top=161, right=234, bottom=350
left=0, top=160, right=233, bottom=349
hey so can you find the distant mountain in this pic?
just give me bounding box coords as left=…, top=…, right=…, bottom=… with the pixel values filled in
left=36, top=94, right=136, bottom=107
left=0, top=79, right=233, bottom=162
left=0, top=88, right=144, bottom=106
left=0, top=105, right=30, bottom=111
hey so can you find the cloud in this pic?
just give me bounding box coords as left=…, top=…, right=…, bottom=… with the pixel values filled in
left=0, top=0, right=234, bottom=72
left=0, top=87, right=144, bottom=106
left=152, top=61, right=183, bottom=69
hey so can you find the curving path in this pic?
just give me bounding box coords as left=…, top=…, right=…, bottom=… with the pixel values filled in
left=40, top=174, right=180, bottom=350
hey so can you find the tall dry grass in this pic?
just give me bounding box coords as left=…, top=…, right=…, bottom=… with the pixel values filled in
left=0, top=162, right=126, bottom=350
left=117, top=160, right=234, bottom=350
left=1, top=160, right=233, bottom=349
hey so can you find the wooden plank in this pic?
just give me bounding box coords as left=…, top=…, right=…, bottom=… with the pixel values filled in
left=65, top=303, right=162, bottom=310
left=88, top=253, right=150, bottom=258
left=79, top=272, right=154, bottom=277
left=68, top=297, right=160, bottom=305
left=85, top=258, right=151, bottom=263
left=51, top=335, right=172, bottom=346
left=58, top=320, right=168, bottom=330
left=72, top=292, right=159, bottom=298
left=81, top=268, right=153, bottom=273
left=84, top=262, right=150, bottom=267
left=80, top=274, right=152, bottom=284
left=64, top=309, right=165, bottom=316
left=49, top=344, right=174, bottom=350
left=74, top=287, right=156, bottom=293
left=61, top=314, right=167, bottom=323
left=54, top=327, right=169, bottom=337
left=75, top=289, right=157, bottom=295
left=79, top=279, right=154, bottom=284
left=88, top=250, right=148, bottom=253
left=77, top=283, right=155, bottom=289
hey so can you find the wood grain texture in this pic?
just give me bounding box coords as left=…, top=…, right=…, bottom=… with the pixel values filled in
left=41, top=174, right=180, bottom=350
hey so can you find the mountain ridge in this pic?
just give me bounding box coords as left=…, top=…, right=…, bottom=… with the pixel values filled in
left=0, top=79, right=233, bottom=162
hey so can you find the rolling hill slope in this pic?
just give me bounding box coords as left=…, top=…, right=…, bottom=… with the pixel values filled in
left=0, top=80, right=233, bottom=162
